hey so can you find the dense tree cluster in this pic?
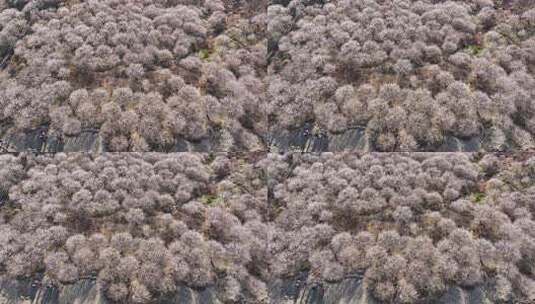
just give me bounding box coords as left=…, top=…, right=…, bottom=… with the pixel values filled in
left=268, top=0, right=535, bottom=151
left=0, top=154, right=24, bottom=197
left=0, top=0, right=267, bottom=151
left=1, top=152, right=535, bottom=303
left=268, top=152, right=535, bottom=303
left=3, top=1, right=535, bottom=304
left=0, top=153, right=269, bottom=303
left=3, top=0, right=535, bottom=152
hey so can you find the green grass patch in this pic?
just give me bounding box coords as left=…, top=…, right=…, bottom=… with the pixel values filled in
left=200, top=194, right=224, bottom=206
left=198, top=46, right=218, bottom=61
left=465, top=44, right=484, bottom=56
left=198, top=49, right=211, bottom=60
left=206, top=152, right=216, bottom=164
left=471, top=192, right=485, bottom=204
